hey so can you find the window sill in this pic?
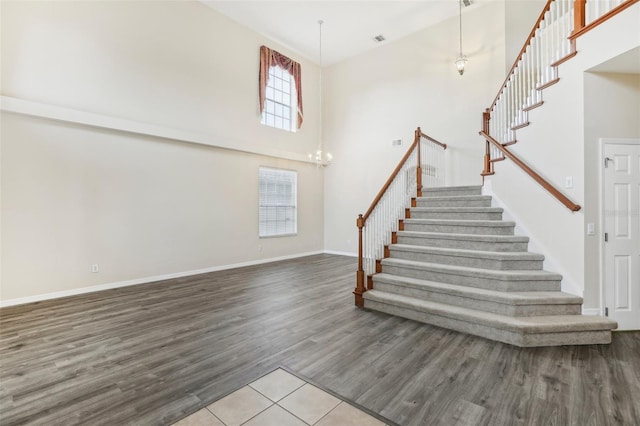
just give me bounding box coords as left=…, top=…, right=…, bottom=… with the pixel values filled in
left=259, top=233, right=298, bottom=239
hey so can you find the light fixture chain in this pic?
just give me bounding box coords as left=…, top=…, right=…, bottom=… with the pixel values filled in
left=459, top=0, right=463, bottom=55
left=319, top=20, right=323, bottom=147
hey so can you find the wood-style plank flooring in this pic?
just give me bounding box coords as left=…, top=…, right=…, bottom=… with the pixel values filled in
left=1, top=254, right=639, bottom=425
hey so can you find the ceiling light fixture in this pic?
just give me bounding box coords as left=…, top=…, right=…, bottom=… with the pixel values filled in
left=309, top=19, right=332, bottom=168
left=455, top=0, right=468, bottom=76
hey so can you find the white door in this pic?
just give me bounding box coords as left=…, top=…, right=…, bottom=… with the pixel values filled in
left=603, top=140, right=640, bottom=330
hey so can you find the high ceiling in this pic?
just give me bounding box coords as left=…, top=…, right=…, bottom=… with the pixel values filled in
left=201, top=1, right=485, bottom=66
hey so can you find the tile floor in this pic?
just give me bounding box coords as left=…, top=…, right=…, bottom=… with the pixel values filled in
left=173, top=368, right=389, bottom=426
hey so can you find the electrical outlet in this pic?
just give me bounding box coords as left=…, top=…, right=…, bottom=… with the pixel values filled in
left=565, top=176, right=573, bottom=188
left=92, top=264, right=99, bottom=273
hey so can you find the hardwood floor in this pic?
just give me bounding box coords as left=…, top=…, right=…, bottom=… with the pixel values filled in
left=1, top=254, right=638, bottom=425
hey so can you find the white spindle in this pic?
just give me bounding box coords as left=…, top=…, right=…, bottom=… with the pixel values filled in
left=515, top=64, right=521, bottom=125
left=421, top=137, right=446, bottom=188
left=587, top=0, right=627, bottom=24
left=528, top=43, right=535, bottom=105
left=552, top=2, right=559, bottom=63
left=519, top=63, right=525, bottom=123
left=534, top=27, right=540, bottom=93
left=528, top=41, right=534, bottom=107
left=546, top=11, right=552, bottom=80
left=522, top=52, right=528, bottom=108
left=564, top=0, right=569, bottom=56
left=507, top=79, right=512, bottom=130
left=361, top=145, right=424, bottom=277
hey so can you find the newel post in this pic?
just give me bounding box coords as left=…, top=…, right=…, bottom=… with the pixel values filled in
left=481, top=109, right=493, bottom=176
left=415, top=127, right=422, bottom=197
left=573, top=0, right=586, bottom=35
left=354, top=214, right=365, bottom=307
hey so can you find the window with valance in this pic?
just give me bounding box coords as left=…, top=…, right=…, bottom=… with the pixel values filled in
left=259, top=46, right=303, bottom=131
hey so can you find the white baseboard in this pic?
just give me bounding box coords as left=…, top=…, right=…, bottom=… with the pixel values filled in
left=581, top=308, right=602, bottom=316
left=323, top=250, right=357, bottom=257
left=0, top=251, right=324, bottom=308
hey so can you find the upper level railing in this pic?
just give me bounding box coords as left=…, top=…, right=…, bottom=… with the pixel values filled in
left=354, top=128, right=447, bottom=307
left=481, top=0, right=637, bottom=211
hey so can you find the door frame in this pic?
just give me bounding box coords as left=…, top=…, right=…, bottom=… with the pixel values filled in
left=599, top=137, right=640, bottom=320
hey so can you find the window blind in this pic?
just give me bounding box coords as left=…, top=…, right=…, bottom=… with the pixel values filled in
left=259, top=167, right=297, bottom=237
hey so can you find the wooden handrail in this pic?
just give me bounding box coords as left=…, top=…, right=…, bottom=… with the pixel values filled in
left=490, top=0, right=637, bottom=112
left=489, top=0, right=554, bottom=111
left=482, top=0, right=635, bottom=211
left=362, top=131, right=420, bottom=222
left=355, top=129, right=421, bottom=307
left=480, top=131, right=581, bottom=212
left=570, top=0, right=639, bottom=40
left=420, top=131, right=447, bottom=150
left=355, top=127, right=447, bottom=307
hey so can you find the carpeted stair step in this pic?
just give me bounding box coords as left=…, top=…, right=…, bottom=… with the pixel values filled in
left=416, top=195, right=492, bottom=208
left=363, top=290, right=617, bottom=347
left=389, top=244, right=544, bottom=271
left=410, top=206, right=504, bottom=221
left=396, top=231, right=529, bottom=252
left=380, top=258, right=561, bottom=291
left=372, top=273, right=581, bottom=316
left=404, top=218, right=515, bottom=235
left=421, top=185, right=483, bottom=198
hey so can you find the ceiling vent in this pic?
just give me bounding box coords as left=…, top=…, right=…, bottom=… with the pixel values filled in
left=373, top=35, right=386, bottom=43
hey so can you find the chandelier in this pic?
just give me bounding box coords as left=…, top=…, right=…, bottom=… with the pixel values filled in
left=309, top=19, right=332, bottom=167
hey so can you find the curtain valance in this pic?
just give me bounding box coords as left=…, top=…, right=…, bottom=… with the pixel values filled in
left=259, top=46, right=303, bottom=129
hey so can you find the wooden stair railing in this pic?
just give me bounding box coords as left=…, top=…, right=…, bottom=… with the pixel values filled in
left=481, top=0, right=637, bottom=211
left=480, top=131, right=581, bottom=211
left=355, top=127, right=447, bottom=307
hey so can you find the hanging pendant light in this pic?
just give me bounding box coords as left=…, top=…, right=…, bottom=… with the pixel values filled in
left=455, top=0, right=468, bottom=75
left=309, top=19, right=332, bottom=167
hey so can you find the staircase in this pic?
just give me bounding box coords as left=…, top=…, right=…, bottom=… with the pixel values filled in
left=362, top=186, right=617, bottom=347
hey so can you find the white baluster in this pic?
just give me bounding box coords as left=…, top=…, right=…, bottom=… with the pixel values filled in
left=500, top=102, right=504, bottom=143
left=525, top=43, right=533, bottom=108
left=528, top=43, right=534, bottom=105
left=568, top=1, right=573, bottom=50
left=532, top=28, right=541, bottom=95
left=541, top=14, right=548, bottom=83
left=545, top=13, right=551, bottom=82
left=519, top=61, right=525, bottom=120
left=506, top=79, right=512, bottom=130
left=501, top=98, right=507, bottom=143
left=500, top=95, right=507, bottom=143
left=560, top=0, right=566, bottom=58
left=552, top=1, right=558, bottom=64
left=515, top=64, right=521, bottom=125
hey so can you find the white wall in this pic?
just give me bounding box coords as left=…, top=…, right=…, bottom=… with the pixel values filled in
left=1, top=0, right=321, bottom=157
left=0, top=1, right=323, bottom=303
left=322, top=1, right=508, bottom=255
left=484, top=3, right=640, bottom=300
left=583, top=72, right=640, bottom=309
left=505, top=0, right=546, bottom=73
